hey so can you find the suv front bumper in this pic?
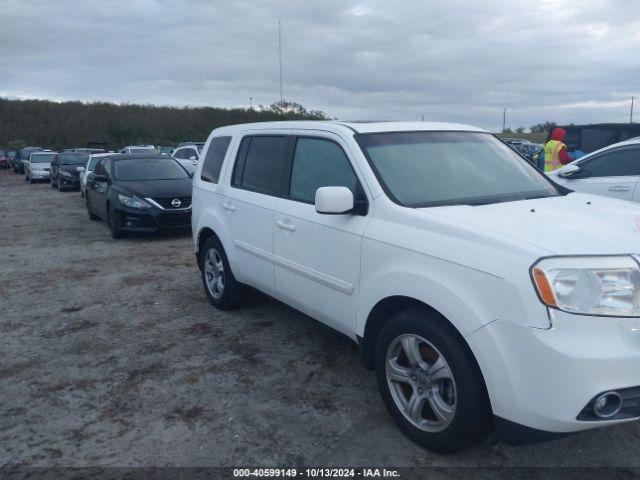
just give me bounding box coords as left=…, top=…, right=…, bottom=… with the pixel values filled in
left=467, top=310, right=640, bottom=435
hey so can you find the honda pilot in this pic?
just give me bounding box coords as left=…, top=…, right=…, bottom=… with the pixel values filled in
left=191, top=121, right=640, bottom=452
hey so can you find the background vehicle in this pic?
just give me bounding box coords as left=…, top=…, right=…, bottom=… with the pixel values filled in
left=548, top=123, right=640, bottom=160
left=85, top=154, right=192, bottom=238
left=24, top=151, right=58, bottom=183
left=172, top=144, right=201, bottom=173
left=177, top=141, right=204, bottom=150
left=80, top=153, right=111, bottom=198
left=158, top=146, right=174, bottom=155
left=119, top=145, right=157, bottom=154
left=192, top=120, right=640, bottom=453
left=548, top=137, right=640, bottom=202
left=50, top=152, right=89, bottom=191
left=13, top=147, right=43, bottom=173
left=0, top=149, right=9, bottom=169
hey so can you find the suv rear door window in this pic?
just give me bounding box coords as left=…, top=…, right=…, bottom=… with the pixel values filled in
left=232, top=136, right=290, bottom=196
left=289, top=137, right=358, bottom=203
left=201, top=136, right=231, bottom=184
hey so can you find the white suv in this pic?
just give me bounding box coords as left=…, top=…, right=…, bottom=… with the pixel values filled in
left=192, top=121, right=640, bottom=452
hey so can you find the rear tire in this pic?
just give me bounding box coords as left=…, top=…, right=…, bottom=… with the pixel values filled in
left=200, top=236, right=240, bottom=310
left=374, top=308, right=492, bottom=453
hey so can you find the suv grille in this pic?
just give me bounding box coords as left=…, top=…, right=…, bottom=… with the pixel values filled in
left=152, top=197, right=191, bottom=209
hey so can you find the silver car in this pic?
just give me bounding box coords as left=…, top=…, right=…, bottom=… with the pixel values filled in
left=24, top=152, right=58, bottom=183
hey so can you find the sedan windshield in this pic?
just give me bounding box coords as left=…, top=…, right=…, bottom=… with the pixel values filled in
left=357, top=131, right=559, bottom=207
left=60, top=154, right=89, bottom=165
left=30, top=153, right=57, bottom=163
left=114, top=158, right=189, bottom=181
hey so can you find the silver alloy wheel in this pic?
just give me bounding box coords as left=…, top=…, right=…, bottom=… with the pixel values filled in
left=204, top=247, right=225, bottom=300
left=386, top=334, right=457, bottom=433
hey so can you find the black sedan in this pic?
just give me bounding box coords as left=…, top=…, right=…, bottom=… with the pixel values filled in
left=85, top=154, right=193, bottom=239
left=50, top=152, right=89, bottom=191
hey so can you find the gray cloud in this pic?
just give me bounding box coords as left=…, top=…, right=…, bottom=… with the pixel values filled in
left=0, top=0, right=638, bottom=130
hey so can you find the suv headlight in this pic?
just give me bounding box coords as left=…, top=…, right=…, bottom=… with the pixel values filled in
left=532, top=256, right=640, bottom=317
left=60, top=171, right=72, bottom=177
left=118, top=194, right=151, bottom=210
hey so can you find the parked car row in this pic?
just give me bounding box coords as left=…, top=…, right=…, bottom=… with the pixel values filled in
left=12, top=142, right=202, bottom=240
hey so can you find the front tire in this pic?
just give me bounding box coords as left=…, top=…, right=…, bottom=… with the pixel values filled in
left=375, top=308, right=491, bottom=453
left=86, top=196, right=99, bottom=221
left=200, top=236, right=240, bottom=310
left=107, top=206, right=124, bottom=239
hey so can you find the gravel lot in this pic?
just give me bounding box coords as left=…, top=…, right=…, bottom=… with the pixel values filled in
left=2, top=168, right=640, bottom=470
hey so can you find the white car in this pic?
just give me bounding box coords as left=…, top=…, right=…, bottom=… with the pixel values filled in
left=119, top=145, right=157, bottom=154
left=24, top=151, right=58, bottom=183
left=549, top=137, right=640, bottom=201
left=191, top=121, right=640, bottom=452
left=172, top=144, right=201, bottom=174
left=80, top=153, right=111, bottom=198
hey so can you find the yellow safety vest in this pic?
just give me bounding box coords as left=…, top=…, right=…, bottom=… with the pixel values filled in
left=544, top=140, right=565, bottom=172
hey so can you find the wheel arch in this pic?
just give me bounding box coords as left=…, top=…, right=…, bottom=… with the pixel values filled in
left=358, top=294, right=493, bottom=414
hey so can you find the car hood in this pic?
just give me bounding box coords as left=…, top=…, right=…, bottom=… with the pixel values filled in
left=421, top=192, right=640, bottom=256
left=117, top=178, right=192, bottom=198
left=60, top=164, right=83, bottom=175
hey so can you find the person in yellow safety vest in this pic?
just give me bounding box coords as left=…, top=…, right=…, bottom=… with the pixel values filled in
left=543, top=127, right=573, bottom=172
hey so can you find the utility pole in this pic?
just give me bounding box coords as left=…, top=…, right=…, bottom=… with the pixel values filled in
left=631, top=96, right=635, bottom=124
left=249, top=96, right=253, bottom=109
left=278, top=21, right=283, bottom=104
left=502, top=107, right=506, bottom=132
left=421, top=114, right=424, bottom=121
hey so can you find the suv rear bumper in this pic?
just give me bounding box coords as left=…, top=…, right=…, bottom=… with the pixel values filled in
left=467, top=311, right=640, bottom=435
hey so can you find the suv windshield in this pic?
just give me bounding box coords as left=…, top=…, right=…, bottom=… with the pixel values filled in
left=30, top=153, right=57, bottom=163
left=357, top=131, right=559, bottom=207
left=59, top=154, right=89, bottom=165
left=114, top=158, right=188, bottom=181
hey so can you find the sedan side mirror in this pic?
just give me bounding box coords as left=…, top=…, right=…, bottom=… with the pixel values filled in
left=315, top=186, right=354, bottom=214
left=558, top=164, right=581, bottom=178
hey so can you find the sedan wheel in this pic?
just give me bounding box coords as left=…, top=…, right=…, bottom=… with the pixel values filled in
left=204, top=247, right=225, bottom=300
left=385, top=334, right=456, bottom=433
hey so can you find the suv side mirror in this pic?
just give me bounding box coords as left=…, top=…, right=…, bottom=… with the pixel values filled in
left=558, top=164, right=581, bottom=178
left=76, top=166, right=85, bottom=172
left=315, top=186, right=354, bottom=214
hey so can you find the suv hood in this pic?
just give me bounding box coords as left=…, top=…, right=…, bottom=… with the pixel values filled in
left=423, top=192, right=640, bottom=256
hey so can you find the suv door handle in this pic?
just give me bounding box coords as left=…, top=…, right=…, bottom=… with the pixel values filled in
left=222, top=201, right=236, bottom=212
left=608, top=185, right=630, bottom=192
left=276, top=219, right=296, bottom=232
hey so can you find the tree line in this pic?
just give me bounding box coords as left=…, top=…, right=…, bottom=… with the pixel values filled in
left=0, top=98, right=328, bottom=151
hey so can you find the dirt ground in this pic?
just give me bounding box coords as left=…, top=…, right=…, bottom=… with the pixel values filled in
left=2, top=168, right=640, bottom=470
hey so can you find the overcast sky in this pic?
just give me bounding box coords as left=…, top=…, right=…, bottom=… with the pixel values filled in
left=1, top=0, right=638, bottom=131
